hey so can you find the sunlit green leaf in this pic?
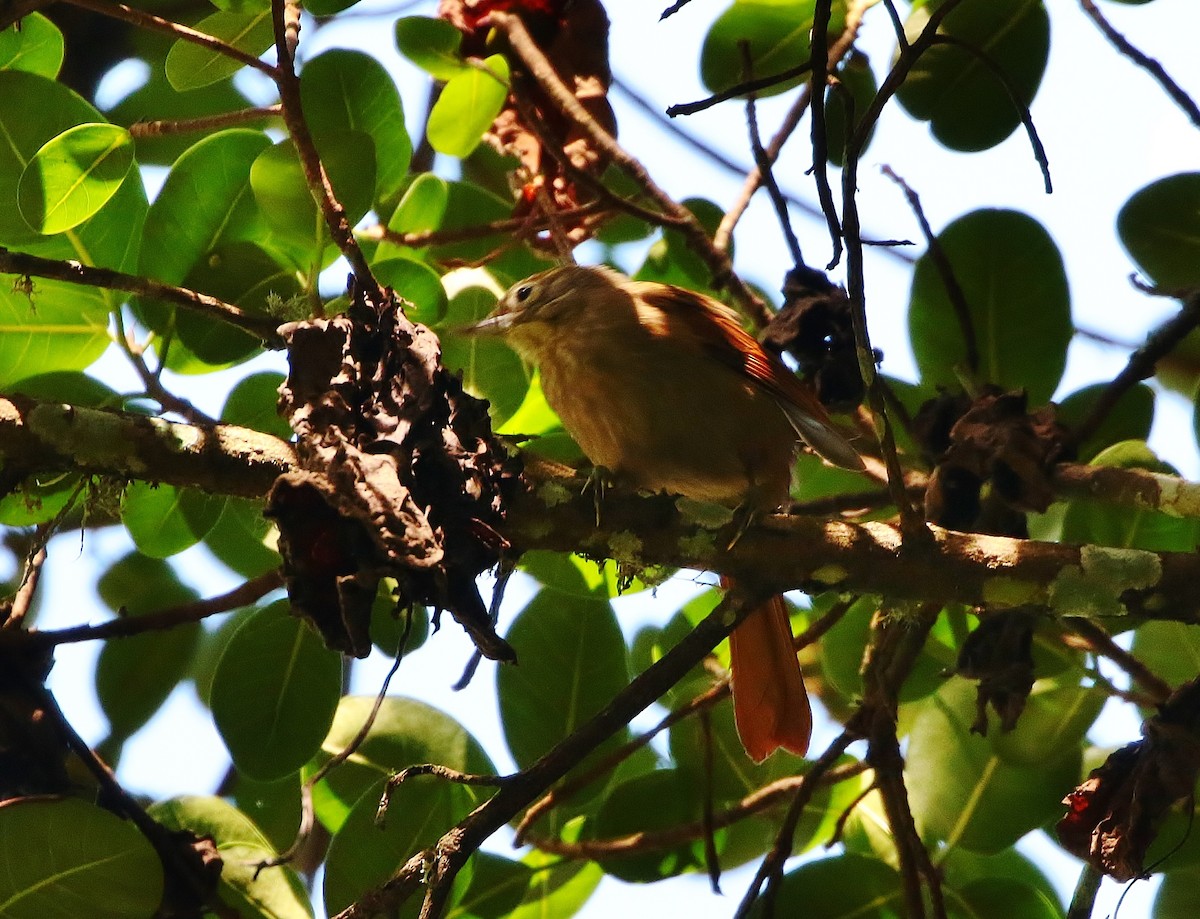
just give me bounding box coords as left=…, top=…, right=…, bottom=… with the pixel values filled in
left=300, top=48, right=411, bottom=200
left=18, top=123, right=133, bottom=234
left=0, top=13, right=64, bottom=78
left=427, top=55, right=510, bottom=159
left=165, top=9, right=274, bottom=91
left=701, top=0, right=847, bottom=99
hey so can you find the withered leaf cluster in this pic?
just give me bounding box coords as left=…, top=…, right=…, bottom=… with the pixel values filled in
left=919, top=388, right=1065, bottom=536
left=266, top=281, right=523, bottom=662
left=1058, top=677, right=1200, bottom=882
left=440, top=0, right=617, bottom=243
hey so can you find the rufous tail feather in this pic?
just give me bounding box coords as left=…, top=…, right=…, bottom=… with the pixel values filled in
left=723, top=582, right=812, bottom=762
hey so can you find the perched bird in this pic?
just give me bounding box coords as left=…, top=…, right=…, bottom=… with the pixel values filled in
left=469, top=264, right=863, bottom=760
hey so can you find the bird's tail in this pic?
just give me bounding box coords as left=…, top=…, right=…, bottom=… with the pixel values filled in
left=722, top=579, right=812, bottom=762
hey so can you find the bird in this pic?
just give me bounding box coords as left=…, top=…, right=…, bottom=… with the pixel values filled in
left=468, top=264, right=863, bottom=760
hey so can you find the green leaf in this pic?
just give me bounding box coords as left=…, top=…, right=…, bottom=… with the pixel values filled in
left=394, top=16, right=467, bottom=81
left=1117, top=172, right=1200, bottom=288
left=203, top=496, right=281, bottom=579
left=150, top=796, right=313, bottom=919
left=508, top=851, right=601, bottom=919
left=1133, top=621, right=1200, bottom=690
left=988, top=676, right=1105, bottom=767
left=440, top=281, right=531, bottom=425
left=229, top=772, right=302, bottom=855
left=164, top=9, right=274, bottom=91
left=909, top=209, right=1070, bottom=404
left=222, top=370, right=290, bottom=439
left=427, top=55, right=510, bottom=159
left=374, top=258, right=448, bottom=326
left=821, top=597, right=950, bottom=704
left=752, top=853, right=902, bottom=917
left=211, top=599, right=343, bottom=780
left=6, top=370, right=120, bottom=408
left=0, top=279, right=110, bottom=389
left=906, top=678, right=1080, bottom=853
left=0, top=797, right=163, bottom=919
left=139, top=129, right=274, bottom=287
left=376, top=173, right=449, bottom=262
left=122, top=481, right=225, bottom=558
left=0, top=70, right=142, bottom=249
left=249, top=140, right=317, bottom=248
left=590, top=770, right=702, bottom=882
left=1060, top=441, right=1199, bottom=551
left=701, top=0, right=847, bottom=99
left=18, top=123, right=134, bottom=234
left=300, top=48, right=411, bottom=201
left=0, top=13, right=64, bottom=78
left=308, top=696, right=493, bottom=834
left=897, top=0, right=1050, bottom=151
left=1056, top=382, right=1154, bottom=462
left=323, top=780, right=456, bottom=917
left=304, top=0, right=362, bottom=14
left=949, top=878, right=1063, bottom=919
left=95, top=551, right=201, bottom=744
left=498, top=587, right=629, bottom=771
left=168, top=240, right=290, bottom=372
left=449, top=852, right=533, bottom=919
left=1157, top=865, right=1200, bottom=918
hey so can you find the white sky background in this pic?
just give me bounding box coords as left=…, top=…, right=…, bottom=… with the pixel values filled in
left=26, top=1, right=1200, bottom=917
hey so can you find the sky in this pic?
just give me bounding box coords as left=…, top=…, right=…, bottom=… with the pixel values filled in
left=23, top=1, right=1200, bottom=917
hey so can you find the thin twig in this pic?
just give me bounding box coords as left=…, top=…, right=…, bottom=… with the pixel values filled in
left=882, top=166, right=978, bottom=373
left=524, top=760, right=870, bottom=860
left=0, top=247, right=282, bottom=345
left=931, top=34, right=1052, bottom=194
left=1079, top=0, right=1200, bottom=128
left=1067, top=864, right=1103, bottom=919
left=734, top=730, right=858, bottom=918
left=668, top=62, right=814, bottom=118
left=660, top=0, right=695, bottom=19
left=1062, top=289, right=1200, bottom=454
left=15, top=570, right=283, bottom=649
left=742, top=49, right=806, bottom=270
left=270, top=0, right=382, bottom=307
left=61, top=0, right=279, bottom=79
left=130, top=105, right=281, bottom=138
left=514, top=681, right=728, bottom=844
left=1065, top=618, right=1173, bottom=705
left=3, top=541, right=47, bottom=630
left=486, top=10, right=768, bottom=324
left=113, top=311, right=218, bottom=426
left=713, top=0, right=871, bottom=256
left=843, top=154, right=925, bottom=536
left=808, top=0, right=843, bottom=269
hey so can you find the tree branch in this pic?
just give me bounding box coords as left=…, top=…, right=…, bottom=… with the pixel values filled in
left=0, top=248, right=284, bottom=346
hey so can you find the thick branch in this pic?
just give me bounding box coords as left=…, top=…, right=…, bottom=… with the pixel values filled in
left=5, top=398, right=1200, bottom=622
left=0, top=395, right=293, bottom=498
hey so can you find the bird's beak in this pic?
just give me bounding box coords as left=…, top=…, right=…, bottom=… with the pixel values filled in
left=462, top=311, right=516, bottom=336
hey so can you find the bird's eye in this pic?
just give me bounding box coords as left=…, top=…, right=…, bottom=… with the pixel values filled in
left=515, top=284, right=534, bottom=303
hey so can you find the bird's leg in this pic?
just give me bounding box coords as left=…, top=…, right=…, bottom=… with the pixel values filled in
left=582, top=465, right=617, bottom=526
